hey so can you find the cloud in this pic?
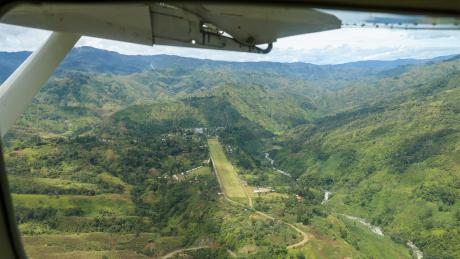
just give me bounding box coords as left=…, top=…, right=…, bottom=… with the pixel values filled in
left=1, top=23, right=460, bottom=64
left=0, top=24, right=50, bottom=51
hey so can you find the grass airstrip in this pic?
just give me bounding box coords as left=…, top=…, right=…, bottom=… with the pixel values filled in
left=207, top=138, right=248, bottom=204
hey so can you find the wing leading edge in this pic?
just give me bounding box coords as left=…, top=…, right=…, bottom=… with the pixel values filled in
left=0, top=3, right=341, bottom=54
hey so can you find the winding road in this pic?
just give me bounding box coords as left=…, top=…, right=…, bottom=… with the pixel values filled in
left=223, top=190, right=311, bottom=250
left=254, top=209, right=311, bottom=249
left=211, top=155, right=311, bottom=251
left=162, top=246, right=209, bottom=259
left=161, top=141, right=311, bottom=258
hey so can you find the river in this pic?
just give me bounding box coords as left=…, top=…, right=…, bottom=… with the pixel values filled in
left=407, top=241, right=423, bottom=259
left=336, top=212, right=423, bottom=258
left=321, top=190, right=331, bottom=204
left=337, top=213, right=384, bottom=236
left=266, top=154, right=422, bottom=258
left=264, top=152, right=292, bottom=177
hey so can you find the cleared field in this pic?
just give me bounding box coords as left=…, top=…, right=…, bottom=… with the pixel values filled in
left=13, top=193, right=134, bottom=216
left=187, top=166, right=211, bottom=177
left=8, top=175, right=100, bottom=195
left=25, top=250, right=148, bottom=259
left=22, top=232, right=151, bottom=259
left=288, top=239, right=359, bottom=259
left=97, top=172, right=132, bottom=194
left=207, top=139, right=247, bottom=201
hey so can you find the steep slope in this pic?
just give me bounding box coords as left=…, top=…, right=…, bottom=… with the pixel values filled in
left=201, top=85, right=317, bottom=133
left=272, top=59, right=460, bottom=258
left=320, top=56, right=460, bottom=113
left=105, top=96, right=272, bottom=157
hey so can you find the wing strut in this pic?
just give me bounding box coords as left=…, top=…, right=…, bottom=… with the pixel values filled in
left=0, top=32, right=80, bottom=138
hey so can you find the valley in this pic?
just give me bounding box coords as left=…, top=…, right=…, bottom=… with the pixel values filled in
left=1, top=47, right=459, bottom=258
left=208, top=138, right=311, bottom=252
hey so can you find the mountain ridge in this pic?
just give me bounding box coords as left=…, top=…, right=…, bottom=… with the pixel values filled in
left=1, top=46, right=458, bottom=82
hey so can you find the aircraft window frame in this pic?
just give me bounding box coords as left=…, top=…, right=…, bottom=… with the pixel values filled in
left=0, top=1, right=459, bottom=259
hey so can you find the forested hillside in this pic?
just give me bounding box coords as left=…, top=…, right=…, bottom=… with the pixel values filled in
left=1, top=47, right=459, bottom=258
left=272, top=57, right=460, bottom=258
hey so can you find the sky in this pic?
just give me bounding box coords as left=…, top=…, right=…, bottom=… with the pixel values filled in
left=1, top=23, right=460, bottom=65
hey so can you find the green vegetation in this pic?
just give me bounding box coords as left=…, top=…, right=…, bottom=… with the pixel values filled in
left=21, top=233, right=152, bottom=259
left=208, top=138, right=247, bottom=202
left=274, top=57, right=460, bottom=258
left=13, top=193, right=134, bottom=217
left=1, top=47, right=459, bottom=258
left=9, top=175, right=100, bottom=195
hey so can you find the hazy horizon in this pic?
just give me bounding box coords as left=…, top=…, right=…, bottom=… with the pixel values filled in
left=2, top=23, right=460, bottom=65
left=2, top=44, right=459, bottom=66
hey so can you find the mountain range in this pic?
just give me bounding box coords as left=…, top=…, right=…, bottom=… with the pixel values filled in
left=1, top=46, right=459, bottom=259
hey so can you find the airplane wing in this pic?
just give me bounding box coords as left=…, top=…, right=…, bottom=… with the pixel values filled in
left=2, top=3, right=459, bottom=55
left=0, top=3, right=341, bottom=54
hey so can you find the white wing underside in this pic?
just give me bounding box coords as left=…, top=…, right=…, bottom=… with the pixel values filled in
left=3, top=3, right=458, bottom=55
left=0, top=3, right=342, bottom=53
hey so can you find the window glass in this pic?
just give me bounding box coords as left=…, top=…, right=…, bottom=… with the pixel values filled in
left=1, top=18, right=460, bottom=259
